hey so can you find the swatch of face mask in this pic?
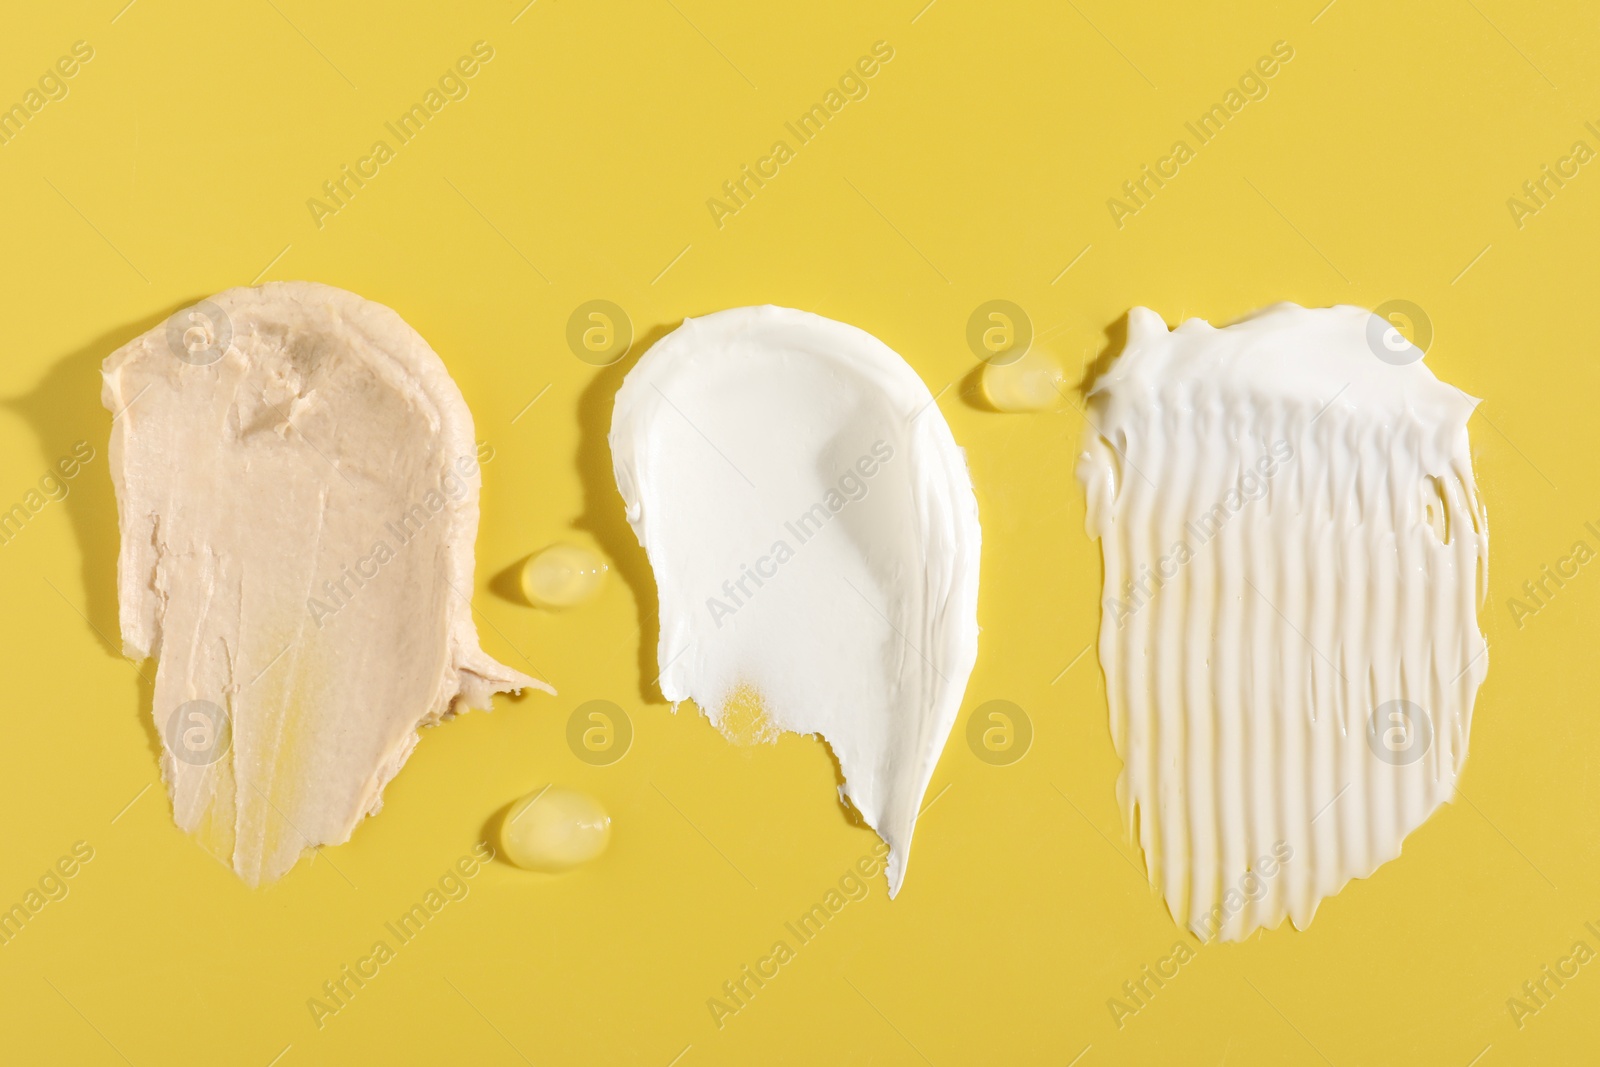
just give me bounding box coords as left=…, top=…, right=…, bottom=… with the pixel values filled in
left=1077, top=304, right=1488, bottom=941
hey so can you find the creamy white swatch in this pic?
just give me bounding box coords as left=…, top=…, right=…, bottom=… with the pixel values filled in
left=103, top=281, right=548, bottom=885
left=610, top=306, right=981, bottom=896
left=1077, top=304, right=1488, bottom=940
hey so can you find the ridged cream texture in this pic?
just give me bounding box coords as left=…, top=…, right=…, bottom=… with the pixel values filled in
left=1076, top=304, right=1488, bottom=941
left=102, top=282, right=547, bottom=885
left=610, top=306, right=982, bottom=897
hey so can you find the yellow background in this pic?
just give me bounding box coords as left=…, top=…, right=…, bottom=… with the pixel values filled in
left=1, top=1, right=1596, bottom=1064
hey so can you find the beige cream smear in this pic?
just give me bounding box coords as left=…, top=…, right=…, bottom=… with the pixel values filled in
left=103, top=281, right=548, bottom=885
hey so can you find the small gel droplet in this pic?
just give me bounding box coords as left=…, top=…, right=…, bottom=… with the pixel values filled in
left=500, top=787, right=611, bottom=872
left=521, top=543, right=608, bottom=608
left=981, top=346, right=1067, bottom=412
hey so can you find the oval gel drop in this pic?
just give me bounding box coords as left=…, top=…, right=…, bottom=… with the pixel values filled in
left=981, top=346, right=1067, bottom=412
left=500, top=787, right=611, bottom=872
left=521, top=543, right=608, bottom=608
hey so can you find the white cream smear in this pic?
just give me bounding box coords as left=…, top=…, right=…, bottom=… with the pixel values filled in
left=103, top=281, right=549, bottom=885
left=1077, top=304, right=1487, bottom=941
left=610, top=306, right=981, bottom=896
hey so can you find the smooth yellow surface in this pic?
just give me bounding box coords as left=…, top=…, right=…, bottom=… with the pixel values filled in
left=0, top=2, right=1596, bottom=1064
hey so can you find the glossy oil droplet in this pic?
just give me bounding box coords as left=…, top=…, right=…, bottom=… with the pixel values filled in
left=521, top=543, right=608, bottom=608
left=981, top=346, right=1067, bottom=412
left=500, top=786, right=611, bottom=872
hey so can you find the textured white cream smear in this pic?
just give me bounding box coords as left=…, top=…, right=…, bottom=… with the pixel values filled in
left=1076, top=304, right=1488, bottom=941
left=610, top=306, right=981, bottom=896
left=103, top=282, right=548, bottom=885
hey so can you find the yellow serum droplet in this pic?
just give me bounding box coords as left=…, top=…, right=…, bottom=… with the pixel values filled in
left=500, top=786, right=612, bottom=872
left=981, top=346, right=1067, bottom=412
left=521, top=543, right=608, bottom=608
